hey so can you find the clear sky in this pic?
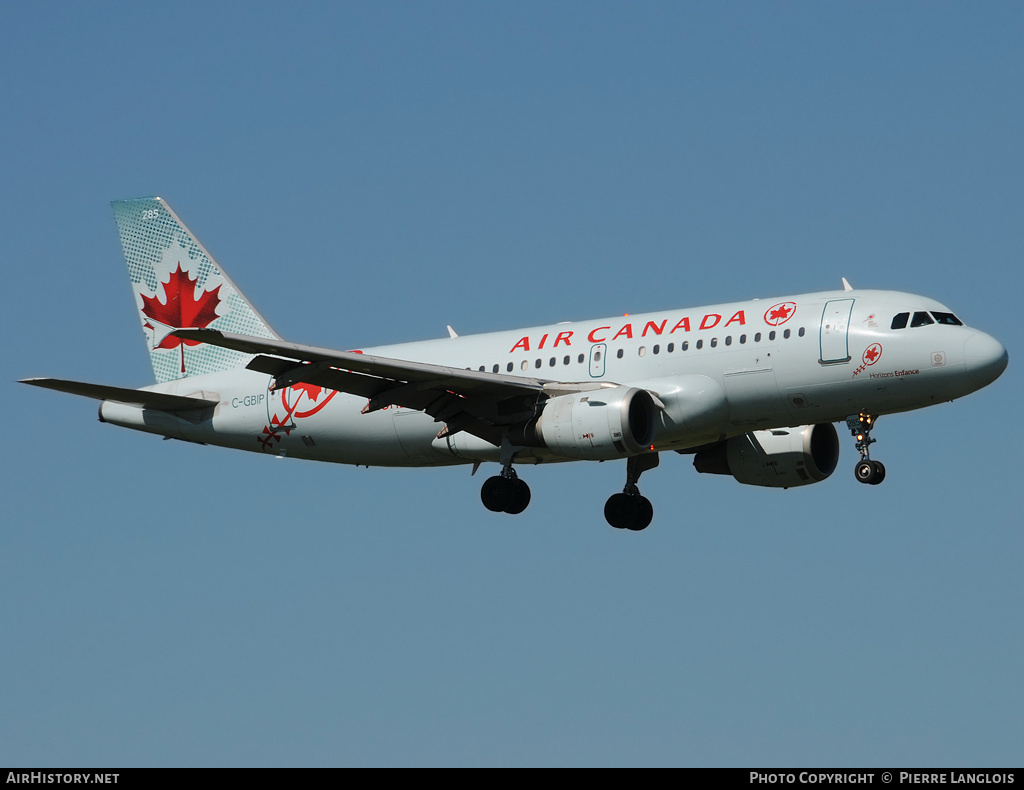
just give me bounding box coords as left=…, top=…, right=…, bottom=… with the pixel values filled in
left=2, top=1, right=1021, bottom=768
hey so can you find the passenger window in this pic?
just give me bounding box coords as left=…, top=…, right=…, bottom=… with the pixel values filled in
left=638, top=346, right=646, bottom=357
left=783, top=329, right=790, bottom=339
left=653, top=344, right=660, bottom=354
left=549, top=357, right=556, bottom=367
left=535, top=359, right=542, bottom=369
left=507, top=362, right=514, bottom=372
left=754, top=333, right=762, bottom=342
left=798, top=327, right=805, bottom=337
left=616, top=348, right=624, bottom=359
left=891, top=313, right=909, bottom=329
left=931, top=312, right=963, bottom=326
left=681, top=341, right=689, bottom=351
left=740, top=334, right=747, bottom=344
left=577, top=354, right=585, bottom=364
left=696, top=339, right=703, bottom=350
left=710, top=338, right=718, bottom=348
left=911, top=311, right=934, bottom=328
left=667, top=343, right=674, bottom=352
left=563, top=355, right=570, bottom=365
left=725, top=336, right=732, bottom=346
left=769, top=331, right=776, bottom=341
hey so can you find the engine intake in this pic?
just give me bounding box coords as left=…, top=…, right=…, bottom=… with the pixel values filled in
left=509, top=386, right=658, bottom=460
left=693, top=423, right=839, bottom=488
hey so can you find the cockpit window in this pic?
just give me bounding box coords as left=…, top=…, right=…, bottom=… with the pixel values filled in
left=911, top=311, right=934, bottom=328
left=891, top=312, right=909, bottom=329
left=931, top=311, right=963, bottom=326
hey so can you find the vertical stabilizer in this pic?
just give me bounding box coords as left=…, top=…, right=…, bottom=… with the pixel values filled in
left=112, top=197, right=279, bottom=382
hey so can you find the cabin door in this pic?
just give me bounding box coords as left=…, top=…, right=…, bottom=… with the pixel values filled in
left=819, top=299, right=854, bottom=364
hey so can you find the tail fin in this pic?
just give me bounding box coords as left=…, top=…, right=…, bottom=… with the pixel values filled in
left=112, top=197, right=279, bottom=382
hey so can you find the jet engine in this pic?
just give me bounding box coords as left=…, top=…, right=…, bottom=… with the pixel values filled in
left=509, top=386, right=658, bottom=460
left=692, top=423, right=839, bottom=488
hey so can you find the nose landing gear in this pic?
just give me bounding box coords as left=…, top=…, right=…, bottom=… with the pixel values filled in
left=847, top=413, right=885, bottom=485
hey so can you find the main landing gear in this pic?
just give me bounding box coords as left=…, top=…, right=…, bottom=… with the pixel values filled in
left=481, top=466, right=532, bottom=514
left=604, top=453, right=659, bottom=531
left=478, top=448, right=660, bottom=531
left=847, top=413, right=886, bottom=485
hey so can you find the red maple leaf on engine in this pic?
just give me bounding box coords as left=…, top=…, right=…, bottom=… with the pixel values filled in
left=141, top=263, right=222, bottom=349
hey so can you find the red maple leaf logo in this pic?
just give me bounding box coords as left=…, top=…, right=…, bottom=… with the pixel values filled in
left=764, top=302, right=796, bottom=326
left=863, top=343, right=882, bottom=365
left=140, top=263, right=222, bottom=372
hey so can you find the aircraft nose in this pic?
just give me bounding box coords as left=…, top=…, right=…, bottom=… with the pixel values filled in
left=963, top=331, right=1008, bottom=388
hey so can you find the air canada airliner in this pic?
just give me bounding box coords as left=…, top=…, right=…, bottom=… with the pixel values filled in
left=22, top=198, right=1008, bottom=531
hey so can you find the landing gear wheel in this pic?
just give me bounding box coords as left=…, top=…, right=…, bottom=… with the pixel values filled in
left=604, top=494, right=653, bottom=531
left=605, top=493, right=634, bottom=529
left=504, top=478, right=532, bottom=514
left=481, top=476, right=510, bottom=512
left=630, top=496, right=654, bottom=531
left=855, top=459, right=886, bottom=485
left=481, top=474, right=532, bottom=514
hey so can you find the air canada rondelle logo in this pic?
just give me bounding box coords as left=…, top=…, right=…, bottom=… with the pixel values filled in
left=852, top=343, right=883, bottom=377
left=862, top=343, right=883, bottom=366
left=764, top=302, right=796, bottom=326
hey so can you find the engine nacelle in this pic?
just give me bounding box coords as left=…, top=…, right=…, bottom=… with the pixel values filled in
left=693, top=423, right=839, bottom=488
left=510, top=386, right=658, bottom=460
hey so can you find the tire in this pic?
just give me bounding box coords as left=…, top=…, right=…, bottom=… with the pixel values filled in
left=604, top=493, right=636, bottom=529
left=627, top=496, right=654, bottom=531
left=481, top=476, right=511, bottom=512
left=867, top=460, right=886, bottom=485
left=855, top=460, right=876, bottom=484
left=504, top=479, right=532, bottom=514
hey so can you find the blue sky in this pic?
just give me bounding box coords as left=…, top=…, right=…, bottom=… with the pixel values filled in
left=2, top=2, right=1021, bottom=767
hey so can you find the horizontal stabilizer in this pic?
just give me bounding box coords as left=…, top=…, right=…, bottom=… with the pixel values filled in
left=20, top=378, right=219, bottom=411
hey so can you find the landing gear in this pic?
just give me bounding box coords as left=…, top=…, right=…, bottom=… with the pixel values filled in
left=605, top=453, right=659, bottom=531
left=481, top=467, right=531, bottom=514
left=855, top=459, right=886, bottom=485
left=847, top=413, right=885, bottom=485
left=605, top=492, right=654, bottom=531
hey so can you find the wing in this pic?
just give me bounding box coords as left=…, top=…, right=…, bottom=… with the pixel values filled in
left=173, top=328, right=612, bottom=446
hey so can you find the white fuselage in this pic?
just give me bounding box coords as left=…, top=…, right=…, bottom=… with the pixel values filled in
left=100, top=288, right=1007, bottom=468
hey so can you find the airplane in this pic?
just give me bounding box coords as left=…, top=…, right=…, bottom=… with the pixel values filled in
left=22, top=197, right=1008, bottom=531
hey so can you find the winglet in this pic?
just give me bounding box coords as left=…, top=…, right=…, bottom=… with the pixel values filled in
left=447, top=325, right=458, bottom=338
left=842, top=278, right=854, bottom=291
